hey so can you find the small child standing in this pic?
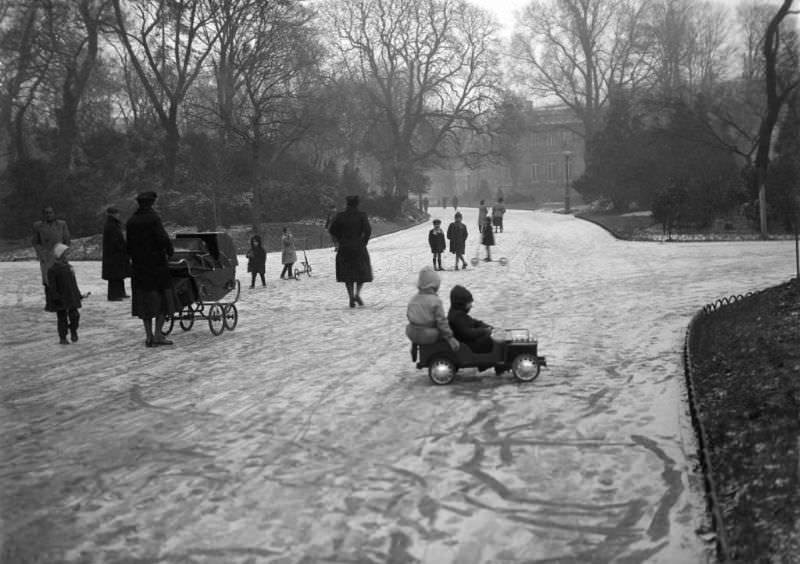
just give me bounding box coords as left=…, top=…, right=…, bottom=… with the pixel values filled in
left=481, top=216, right=494, bottom=261
left=406, top=266, right=460, bottom=354
left=246, top=235, right=267, bottom=288
left=46, top=243, right=83, bottom=344
left=428, top=219, right=446, bottom=271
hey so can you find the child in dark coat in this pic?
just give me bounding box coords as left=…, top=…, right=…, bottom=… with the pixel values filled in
left=428, top=219, right=446, bottom=271
left=481, top=216, right=495, bottom=261
left=447, top=284, right=495, bottom=353
left=446, top=212, right=469, bottom=270
left=246, top=235, right=267, bottom=288
left=45, top=243, right=83, bottom=344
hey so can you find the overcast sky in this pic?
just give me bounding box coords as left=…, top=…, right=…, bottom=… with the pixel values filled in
left=467, top=0, right=794, bottom=35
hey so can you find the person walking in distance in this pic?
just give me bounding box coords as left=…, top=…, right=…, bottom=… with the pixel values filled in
left=481, top=216, right=495, bottom=261
left=280, top=227, right=297, bottom=279
left=328, top=195, right=373, bottom=307
left=102, top=206, right=131, bottom=301
left=126, top=191, right=178, bottom=347
left=246, top=235, right=267, bottom=288
left=492, top=197, right=506, bottom=233
left=477, top=200, right=488, bottom=233
left=32, top=206, right=70, bottom=300
left=446, top=211, right=469, bottom=270
left=428, top=219, right=446, bottom=271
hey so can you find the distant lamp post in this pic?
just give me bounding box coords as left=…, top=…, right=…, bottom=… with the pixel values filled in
left=563, top=150, right=572, bottom=214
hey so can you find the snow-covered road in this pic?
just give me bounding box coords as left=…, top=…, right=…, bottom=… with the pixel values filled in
left=1, top=208, right=796, bottom=563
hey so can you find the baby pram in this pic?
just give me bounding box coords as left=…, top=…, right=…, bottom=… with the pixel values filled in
left=164, top=232, right=240, bottom=336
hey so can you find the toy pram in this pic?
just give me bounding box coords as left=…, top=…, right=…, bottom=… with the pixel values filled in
left=164, top=232, right=240, bottom=336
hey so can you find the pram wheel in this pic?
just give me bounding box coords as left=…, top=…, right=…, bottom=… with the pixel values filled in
left=293, top=267, right=301, bottom=279
left=208, top=304, right=225, bottom=336
left=162, top=314, right=175, bottom=335
left=223, top=304, right=238, bottom=331
left=179, top=305, right=195, bottom=331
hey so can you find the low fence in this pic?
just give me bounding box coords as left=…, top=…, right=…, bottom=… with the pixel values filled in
left=683, top=291, right=762, bottom=564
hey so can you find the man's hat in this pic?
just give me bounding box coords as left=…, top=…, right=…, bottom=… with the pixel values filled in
left=136, top=190, right=157, bottom=202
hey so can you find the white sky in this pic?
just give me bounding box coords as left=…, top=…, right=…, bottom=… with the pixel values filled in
left=467, top=0, right=794, bottom=35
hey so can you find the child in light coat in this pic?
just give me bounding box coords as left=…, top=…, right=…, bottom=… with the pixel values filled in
left=406, top=266, right=460, bottom=355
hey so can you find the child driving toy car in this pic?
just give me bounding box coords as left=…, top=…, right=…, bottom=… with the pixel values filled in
left=406, top=266, right=460, bottom=352
left=447, top=284, right=497, bottom=353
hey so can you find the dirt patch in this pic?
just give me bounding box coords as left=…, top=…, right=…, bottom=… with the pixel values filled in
left=689, top=280, right=800, bottom=561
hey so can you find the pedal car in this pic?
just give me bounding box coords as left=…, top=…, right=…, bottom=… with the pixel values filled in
left=413, top=329, right=547, bottom=385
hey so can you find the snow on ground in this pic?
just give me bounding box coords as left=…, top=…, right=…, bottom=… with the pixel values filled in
left=1, top=208, right=796, bottom=563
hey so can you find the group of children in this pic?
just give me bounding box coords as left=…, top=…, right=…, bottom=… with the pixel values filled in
left=428, top=210, right=500, bottom=271
left=406, top=266, right=495, bottom=356
left=245, top=227, right=299, bottom=287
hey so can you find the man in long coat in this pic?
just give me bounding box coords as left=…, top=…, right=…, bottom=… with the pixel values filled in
left=32, top=206, right=71, bottom=295
left=126, top=191, right=177, bottom=347
left=102, top=206, right=130, bottom=301
left=328, top=195, right=373, bottom=307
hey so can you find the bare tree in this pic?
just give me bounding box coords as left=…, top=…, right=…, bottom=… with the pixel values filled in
left=0, top=0, right=52, bottom=163
left=511, top=0, right=654, bottom=143
left=755, top=0, right=799, bottom=234
left=41, top=0, right=113, bottom=173
left=645, top=0, right=733, bottom=97
left=201, top=0, right=323, bottom=165
left=111, top=0, right=221, bottom=191
left=322, top=0, right=501, bottom=197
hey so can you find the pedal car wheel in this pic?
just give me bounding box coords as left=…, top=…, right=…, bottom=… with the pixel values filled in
left=223, top=304, right=238, bottom=331
left=208, top=304, right=225, bottom=336
left=307, top=265, right=312, bottom=275
left=162, top=314, right=175, bottom=335
left=428, top=357, right=456, bottom=385
left=179, top=305, right=195, bottom=331
left=512, top=353, right=541, bottom=382
left=294, top=268, right=301, bottom=279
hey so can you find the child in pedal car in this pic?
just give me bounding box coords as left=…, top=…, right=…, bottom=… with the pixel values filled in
left=406, top=266, right=460, bottom=358
left=447, top=284, right=495, bottom=353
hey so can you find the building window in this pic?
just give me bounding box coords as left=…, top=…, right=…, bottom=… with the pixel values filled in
left=531, top=162, right=539, bottom=180
left=547, top=160, right=557, bottom=181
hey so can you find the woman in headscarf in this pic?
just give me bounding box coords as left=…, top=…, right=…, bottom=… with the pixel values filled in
left=328, top=195, right=373, bottom=307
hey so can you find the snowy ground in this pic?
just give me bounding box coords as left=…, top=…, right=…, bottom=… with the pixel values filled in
left=1, top=208, right=796, bottom=563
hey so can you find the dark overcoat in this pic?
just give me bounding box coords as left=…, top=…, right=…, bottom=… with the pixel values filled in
left=428, top=228, right=446, bottom=253
left=45, top=261, right=82, bottom=312
left=126, top=207, right=174, bottom=291
left=446, top=222, right=468, bottom=255
left=329, top=207, right=373, bottom=283
left=247, top=246, right=267, bottom=274
left=102, top=216, right=130, bottom=281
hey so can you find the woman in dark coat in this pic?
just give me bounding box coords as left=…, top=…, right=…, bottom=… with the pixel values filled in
left=126, top=191, right=178, bottom=347
left=328, top=195, right=373, bottom=307
left=102, top=206, right=131, bottom=301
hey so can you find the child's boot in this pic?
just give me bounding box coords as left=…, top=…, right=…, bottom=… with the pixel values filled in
left=70, top=328, right=79, bottom=342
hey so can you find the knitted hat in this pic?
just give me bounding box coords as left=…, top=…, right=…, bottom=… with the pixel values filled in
left=449, top=284, right=473, bottom=307
left=53, top=243, right=69, bottom=259
left=417, top=265, right=441, bottom=292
